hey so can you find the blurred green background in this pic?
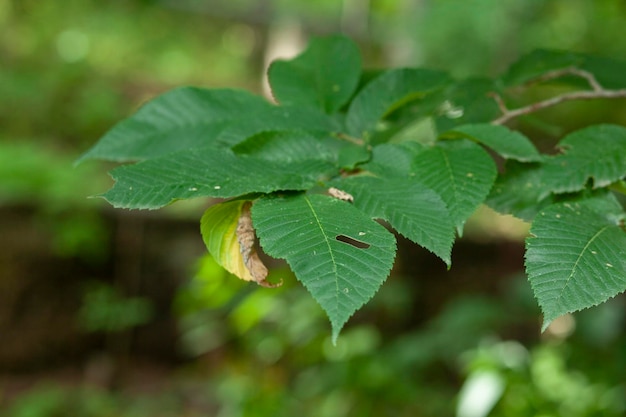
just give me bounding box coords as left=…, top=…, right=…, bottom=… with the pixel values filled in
left=1, top=0, right=626, bottom=416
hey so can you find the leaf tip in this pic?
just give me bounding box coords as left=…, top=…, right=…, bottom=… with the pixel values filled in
left=331, top=327, right=341, bottom=346
left=258, top=277, right=284, bottom=288
left=540, top=318, right=553, bottom=333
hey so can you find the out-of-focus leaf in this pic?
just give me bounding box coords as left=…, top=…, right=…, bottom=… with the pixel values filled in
left=337, top=143, right=371, bottom=170
left=441, top=123, right=542, bottom=162
left=502, top=49, right=583, bottom=87
left=434, top=78, right=502, bottom=132
left=268, top=35, right=361, bottom=113
left=486, top=161, right=553, bottom=222
left=363, top=142, right=425, bottom=178
left=542, top=124, right=626, bottom=195
left=503, top=49, right=626, bottom=89
left=346, top=68, right=451, bottom=140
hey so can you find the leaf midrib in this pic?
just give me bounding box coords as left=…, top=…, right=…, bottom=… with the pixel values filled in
left=556, top=223, right=612, bottom=303
left=304, top=196, right=340, bottom=310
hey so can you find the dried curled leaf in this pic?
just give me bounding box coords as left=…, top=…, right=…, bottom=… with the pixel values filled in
left=200, top=200, right=281, bottom=287
left=328, top=187, right=354, bottom=202
left=236, top=202, right=281, bottom=287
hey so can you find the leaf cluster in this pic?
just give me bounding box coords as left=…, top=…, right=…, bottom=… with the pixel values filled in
left=79, top=36, right=626, bottom=341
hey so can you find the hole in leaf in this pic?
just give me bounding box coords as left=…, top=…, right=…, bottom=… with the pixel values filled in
left=336, top=235, right=370, bottom=249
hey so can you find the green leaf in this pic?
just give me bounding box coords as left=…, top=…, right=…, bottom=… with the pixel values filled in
left=525, top=198, right=626, bottom=331
left=502, top=49, right=583, bottom=87
left=100, top=148, right=334, bottom=209
left=363, top=142, right=425, bottom=178
left=582, top=55, right=626, bottom=89
left=232, top=131, right=337, bottom=163
left=200, top=200, right=251, bottom=281
left=411, top=139, right=497, bottom=233
left=268, top=35, right=361, bottom=113
left=502, top=49, right=626, bottom=89
left=252, top=194, right=397, bottom=342
left=486, top=161, right=553, bottom=222
left=77, top=87, right=337, bottom=163
left=542, top=124, right=626, bottom=195
left=434, top=78, right=502, bottom=132
left=331, top=176, right=454, bottom=266
left=346, top=68, right=451, bottom=140
left=337, top=143, right=371, bottom=170
left=441, top=123, right=542, bottom=162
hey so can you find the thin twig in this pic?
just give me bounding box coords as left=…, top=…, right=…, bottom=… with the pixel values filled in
left=492, top=89, right=626, bottom=125
left=526, top=67, right=604, bottom=92
left=487, top=92, right=509, bottom=114
left=491, top=67, right=626, bottom=125
left=336, top=132, right=365, bottom=146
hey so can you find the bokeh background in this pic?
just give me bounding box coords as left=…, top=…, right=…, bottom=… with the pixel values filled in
left=2, top=0, right=626, bottom=416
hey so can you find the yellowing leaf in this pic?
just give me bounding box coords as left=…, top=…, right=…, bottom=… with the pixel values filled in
left=201, top=200, right=279, bottom=287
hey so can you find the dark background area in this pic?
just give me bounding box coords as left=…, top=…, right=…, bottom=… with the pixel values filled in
left=1, top=1, right=626, bottom=415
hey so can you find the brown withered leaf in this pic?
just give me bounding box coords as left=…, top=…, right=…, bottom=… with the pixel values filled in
left=236, top=202, right=282, bottom=288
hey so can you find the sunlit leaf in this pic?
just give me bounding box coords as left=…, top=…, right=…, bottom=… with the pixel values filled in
left=252, top=194, right=396, bottom=342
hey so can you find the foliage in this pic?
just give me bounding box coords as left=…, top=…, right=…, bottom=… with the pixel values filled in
left=6, top=267, right=625, bottom=417
left=78, top=282, right=153, bottom=333
left=79, top=35, right=626, bottom=341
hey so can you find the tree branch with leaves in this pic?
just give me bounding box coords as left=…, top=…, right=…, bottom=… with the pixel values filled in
left=78, top=36, right=626, bottom=342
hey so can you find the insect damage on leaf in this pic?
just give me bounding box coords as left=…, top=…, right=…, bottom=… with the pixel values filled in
left=237, top=202, right=282, bottom=288
left=335, top=234, right=371, bottom=249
